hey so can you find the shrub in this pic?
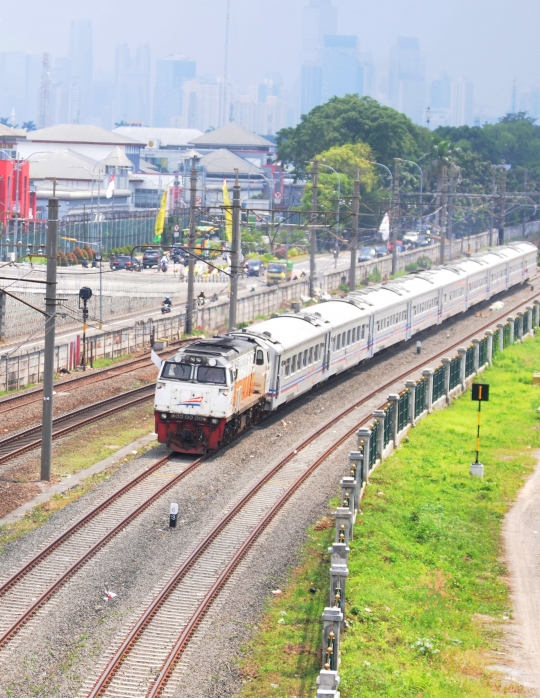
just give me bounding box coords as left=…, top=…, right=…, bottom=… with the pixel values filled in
left=405, top=262, right=418, bottom=272
left=417, top=256, right=432, bottom=270
left=368, top=266, right=381, bottom=283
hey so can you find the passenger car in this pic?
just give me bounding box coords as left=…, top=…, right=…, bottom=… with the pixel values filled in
left=143, top=249, right=160, bottom=268
left=110, top=255, right=132, bottom=270
left=358, top=247, right=377, bottom=262
left=246, top=259, right=265, bottom=276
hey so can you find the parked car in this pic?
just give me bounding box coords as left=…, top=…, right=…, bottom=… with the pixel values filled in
left=374, top=245, right=389, bottom=258
left=403, top=231, right=420, bottom=247
left=416, top=234, right=434, bottom=247
left=246, top=258, right=265, bottom=277
left=109, top=255, right=131, bottom=270
left=143, top=249, right=160, bottom=268
left=126, top=258, right=142, bottom=271
left=170, top=245, right=188, bottom=264
left=358, top=247, right=377, bottom=262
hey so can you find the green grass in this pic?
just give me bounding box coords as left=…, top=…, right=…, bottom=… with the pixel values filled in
left=91, top=353, right=136, bottom=369
left=239, top=332, right=540, bottom=698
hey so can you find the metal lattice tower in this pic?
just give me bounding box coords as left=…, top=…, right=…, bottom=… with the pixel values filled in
left=39, top=53, right=51, bottom=129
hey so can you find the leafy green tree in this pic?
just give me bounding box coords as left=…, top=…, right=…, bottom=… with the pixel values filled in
left=22, top=121, right=36, bottom=131
left=277, top=95, right=430, bottom=177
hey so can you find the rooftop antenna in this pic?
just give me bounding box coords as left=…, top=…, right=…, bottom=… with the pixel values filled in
left=426, top=106, right=431, bottom=129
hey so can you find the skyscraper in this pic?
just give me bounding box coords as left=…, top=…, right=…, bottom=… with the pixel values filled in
left=68, top=20, right=93, bottom=123
left=389, top=37, right=426, bottom=125
left=450, top=76, right=474, bottom=127
left=429, top=74, right=451, bottom=128
left=321, top=35, right=362, bottom=103
left=0, top=53, right=26, bottom=123
left=153, top=55, right=196, bottom=127
left=114, top=44, right=151, bottom=126
left=300, top=0, right=337, bottom=115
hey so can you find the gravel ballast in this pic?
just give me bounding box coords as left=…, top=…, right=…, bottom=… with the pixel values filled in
left=0, top=282, right=536, bottom=698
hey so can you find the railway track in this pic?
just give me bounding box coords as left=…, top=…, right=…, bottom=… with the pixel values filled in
left=0, top=291, right=536, bottom=689
left=0, top=336, right=196, bottom=416
left=0, top=384, right=155, bottom=466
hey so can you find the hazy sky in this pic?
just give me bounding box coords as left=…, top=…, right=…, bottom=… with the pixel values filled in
left=1, top=0, right=537, bottom=118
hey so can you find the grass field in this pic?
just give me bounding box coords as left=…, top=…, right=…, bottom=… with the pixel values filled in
left=238, top=332, right=540, bottom=697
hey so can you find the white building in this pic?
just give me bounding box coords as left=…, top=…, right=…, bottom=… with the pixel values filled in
left=450, top=76, right=474, bottom=127
left=176, top=78, right=234, bottom=133
left=231, top=95, right=287, bottom=136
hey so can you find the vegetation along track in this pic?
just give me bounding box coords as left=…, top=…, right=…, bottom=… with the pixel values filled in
left=0, top=292, right=535, bottom=687
left=0, top=336, right=196, bottom=416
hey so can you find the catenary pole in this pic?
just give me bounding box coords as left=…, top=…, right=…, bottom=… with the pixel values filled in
left=498, top=166, right=507, bottom=246
left=440, top=165, right=448, bottom=266
left=229, top=169, right=241, bottom=329
left=489, top=167, right=496, bottom=247
left=350, top=177, right=360, bottom=292
left=186, top=157, right=198, bottom=335
left=40, top=190, right=58, bottom=481
left=391, top=159, right=400, bottom=275
left=309, top=158, right=319, bottom=298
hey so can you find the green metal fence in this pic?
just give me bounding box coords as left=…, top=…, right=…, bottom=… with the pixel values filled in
left=479, top=337, right=488, bottom=366
left=503, top=322, right=511, bottom=347
left=514, top=316, right=520, bottom=338
left=432, top=365, right=445, bottom=401
left=415, top=377, right=426, bottom=418
left=523, top=311, right=529, bottom=334
left=449, top=356, right=461, bottom=389
left=369, top=420, right=379, bottom=467
left=492, top=329, right=500, bottom=356
left=465, top=346, right=475, bottom=376
left=383, top=403, right=393, bottom=447
left=397, top=391, right=409, bottom=432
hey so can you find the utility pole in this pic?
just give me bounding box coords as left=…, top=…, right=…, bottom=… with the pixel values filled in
left=447, top=164, right=455, bottom=242
left=229, top=170, right=241, bottom=330
left=309, top=159, right=318, bottom=298
left=489, top=168, right=496, bottom=247
left=350, top=176, right=360, bottom=292
left=522, top=168, right=528, bottom=237
left=498, top=166, right=506, bottom=246
left=40, top=190, right=58, bottom=482
left=440, top=166, right=448, bottom=266
left=186, top=157, right=198, bottom=335
left=391, top=159, right=400, bottom=275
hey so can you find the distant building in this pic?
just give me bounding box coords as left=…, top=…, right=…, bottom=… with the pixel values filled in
left=0, top=52, right=42, bottom=125
left=450, top=76, right=474, bottom=127
left=68, top=20, right=94, bottom=124
left=300, top=0, right=337, bottom=115
left=176, top=77, right=233, bottom=133
left=518, top=88, right=540, bottom=121
left=389, top=37, right=425, bottom=125
left=321, top=35, right=362, bottom=103
left=188, top=123, right=276, bottom=169
left=114, top=44, right=151, bottom=127
left=153, top=55, right=196, bottom=127
left=0, top=125, right=30, bottom=230
left=428, top=74, right=451, bottom=128
left=231, top=81, right=288, bottom=136
left=113, top=125, right=203, bottom=173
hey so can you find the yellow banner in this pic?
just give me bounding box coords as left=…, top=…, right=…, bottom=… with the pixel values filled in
left=222, top=179, right=232, bottom=244
left=154, top=190, right=168, bottom=242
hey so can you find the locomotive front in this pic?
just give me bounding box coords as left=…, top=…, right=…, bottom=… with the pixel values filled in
left=154, top=336, right=268, bottom=454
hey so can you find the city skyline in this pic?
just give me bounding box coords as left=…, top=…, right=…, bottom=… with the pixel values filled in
left=0, top=0, right=537, bottom=131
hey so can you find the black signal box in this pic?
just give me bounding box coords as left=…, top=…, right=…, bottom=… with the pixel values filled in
left=472, top=384, right=489, bottom=401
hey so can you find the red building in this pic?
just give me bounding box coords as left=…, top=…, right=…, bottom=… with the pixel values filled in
left=0, top=158, right=31, bottom=231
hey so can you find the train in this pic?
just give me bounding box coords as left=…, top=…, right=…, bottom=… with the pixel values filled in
left=154, top=242, right=537, bottom=454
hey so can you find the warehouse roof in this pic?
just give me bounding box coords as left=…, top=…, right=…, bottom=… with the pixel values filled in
left=189, top=123, right=274, bottom=148
left=0, top=124, right=26, bottom=140
left=28, top=149, right=104, bottom=180
left=26, top=124, right=144, bottom=146
left=114, top=126, right=203, bottom=147
left=199, top=148, right=262, bottom=176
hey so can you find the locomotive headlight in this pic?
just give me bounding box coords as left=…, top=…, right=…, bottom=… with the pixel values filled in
left=160, top=413, right=168, bottom=420
left=211, top=418, right=219, bottom=424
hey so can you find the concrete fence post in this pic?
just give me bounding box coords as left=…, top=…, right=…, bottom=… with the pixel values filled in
left=388, top=393, right=399, bottom=444
left=485, top=330, right=493, bottom=365
left=340, top=477, right=356, bottom=521
left=329, top=564, right=349, bottom=617
left=441, top=357, right=451, bottom=403
left=348, top=451, right=363, bottom=510
left=496, top=323, right=505, bottom=352
left=534, top=300, right=540, bottom=328
left=406, top=380, right=416, bottom=425
left=335, top=507, right=353, bottom=544
left=508, top=316, right=515, bottom=344
left=472, top=338, right=480, bottom=373
left=321, top=606, right=343, bottom=673
left=372, top=410, right=386, bottom=458
left=422, top=369, right=434, bottom=413
left=356, top=428, right=371, bottom=482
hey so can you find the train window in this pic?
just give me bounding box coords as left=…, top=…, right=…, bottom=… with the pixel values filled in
left=196, top=366, right=226, bottom=384
left=303, top=350, right=308, bottom=367
left=292, top=355, right=296, bottom=373
left=351, top=327, right=356, bottom=343
left=347, top=330, right=351, bottom=345
left=308, top=347, right=313, bottom=364
left=314, top=345, right=319, bottom=362
left=162, top=362, right=192, bottom=381
left=283, top=359, right=290, bottom=377
left=336, top=335, right=341, bottom=350
left=256, top=349, right=264, bottom=365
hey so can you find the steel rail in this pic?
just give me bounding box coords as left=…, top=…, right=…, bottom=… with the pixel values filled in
left=0, top=336, right=196, bottom=415
left=0, top=455, right=206, bottom=649
left=86, top=290, right=540, bottom=697
left=0, top=385, right=155, bottom=466
left=0, top=289, right=537, bottom=667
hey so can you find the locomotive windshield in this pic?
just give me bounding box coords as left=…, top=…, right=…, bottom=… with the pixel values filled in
left=162, top=362, right=192, bottom=381
left=196, top=366, right=226, bottom=384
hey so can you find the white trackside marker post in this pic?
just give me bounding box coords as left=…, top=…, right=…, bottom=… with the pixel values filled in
left=416, top=340, right=422, bottom=354
left=169, top=503, right=179, bottom=528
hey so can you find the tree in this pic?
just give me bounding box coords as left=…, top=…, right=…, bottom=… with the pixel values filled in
left=114, top=120, right=128, bottom=128
left=22, top=121, right=36, bottom=131
left=277, top=95, right=430, bottom=178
